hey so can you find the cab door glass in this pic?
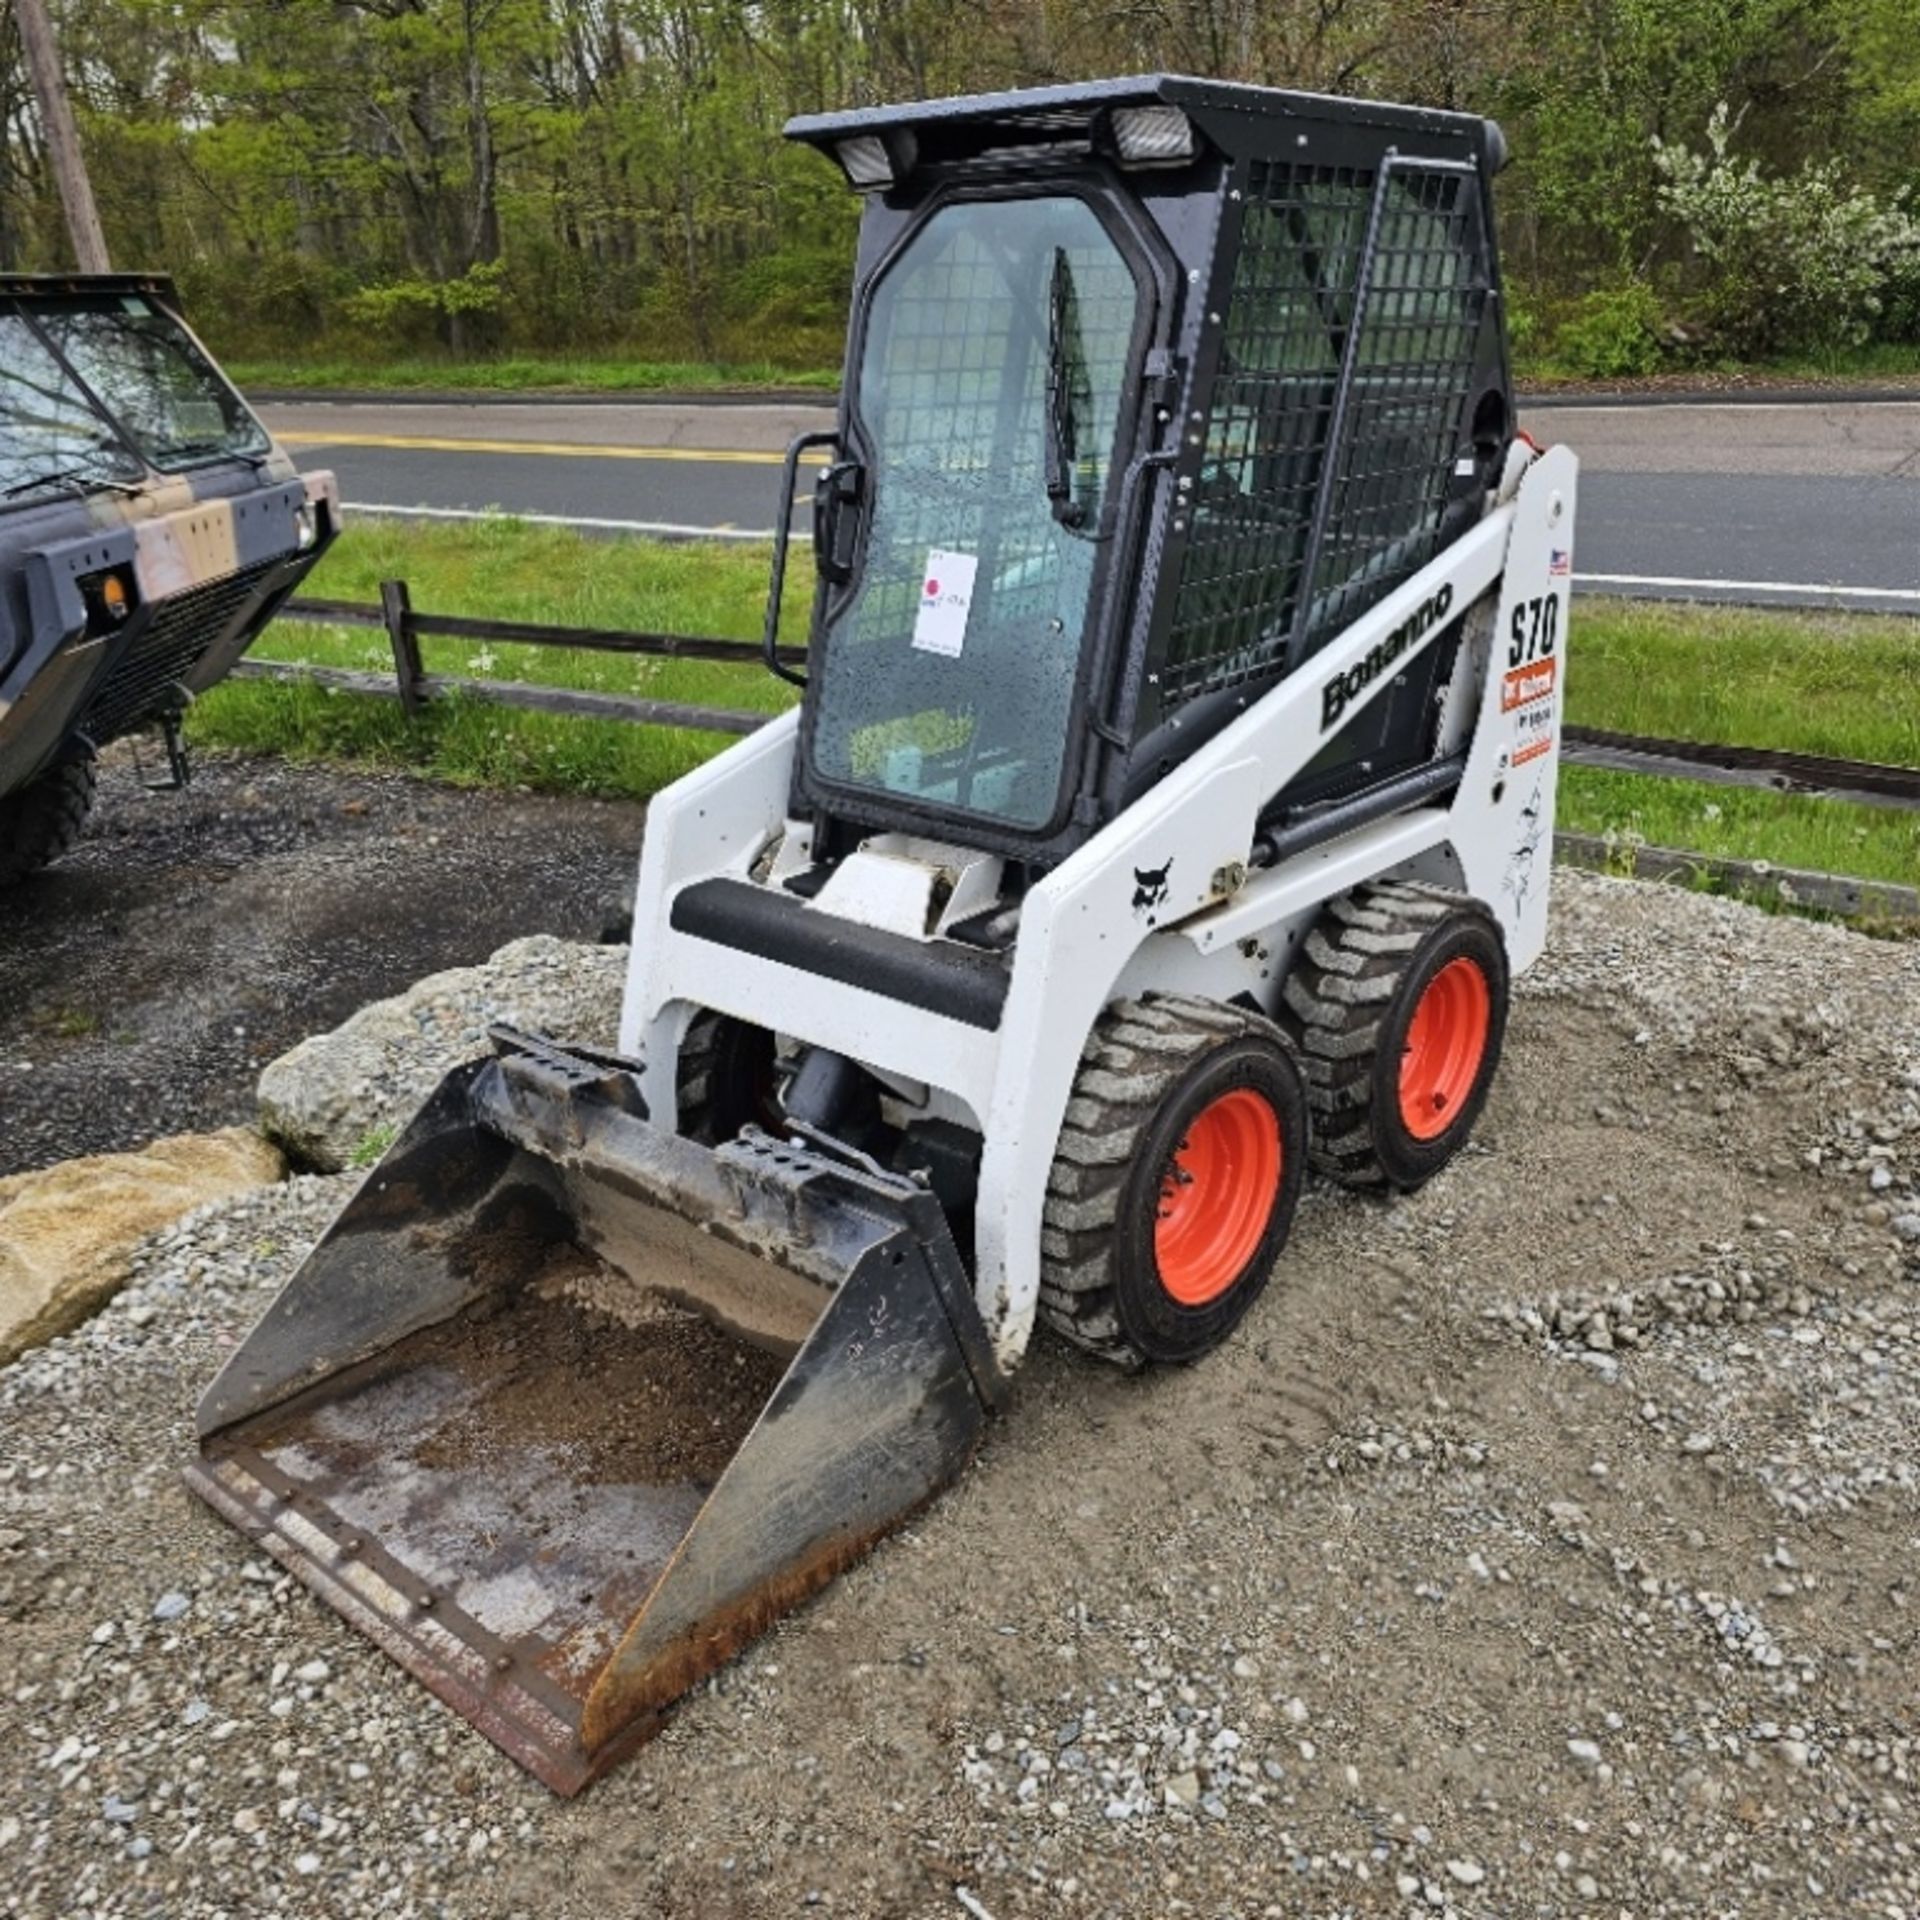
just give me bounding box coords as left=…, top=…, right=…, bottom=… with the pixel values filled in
left=807, top=196, right=1140, bottom=832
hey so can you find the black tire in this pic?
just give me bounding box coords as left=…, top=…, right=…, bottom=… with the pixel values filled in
left=1281, top=880, right=1510, bottom=1192
left=1040, top=994, right=1308, bottom=1371
left=0, top=750, right=97, bottom=887
left=676, top=1011, right=782, bottom=1144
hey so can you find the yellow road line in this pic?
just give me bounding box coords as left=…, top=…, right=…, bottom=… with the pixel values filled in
left=279, top=429, right=825, bottom=467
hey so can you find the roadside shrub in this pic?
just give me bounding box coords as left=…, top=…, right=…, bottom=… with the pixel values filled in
left=720, top=242, right=854, bottom=366
left=1551, top=285, right=1667, bottom=378
left=1504, top=291, right=1542, bottom=365
left=173, top=249, right=344, bottom=355
left=1879, top=255, right=1920, bottom=345
left=1653, top=105, right=1920, bottom=356
left=339, top=262, right=509, bottom=353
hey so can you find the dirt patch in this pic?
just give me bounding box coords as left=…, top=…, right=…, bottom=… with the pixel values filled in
left=438, top=1203, right=577, bottom=1299
left=402, top=1245, right=788, bottom=1488
left=0, top=746, right=642, bottom=1177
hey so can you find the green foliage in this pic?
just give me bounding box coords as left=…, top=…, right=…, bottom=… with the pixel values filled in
left=348, top=1124, right=398, bottom=1169
left=721, top=240, right=858, bottom=368
left=341, top=263, right=510, bottom=347
left=1549, top=285, right=1668, bottom=378
left=6, top=0, right=1918, bottom=371
left=1503, top=293, right=1541, bottom=364
left=1654, top=106, right=1920, bottom=354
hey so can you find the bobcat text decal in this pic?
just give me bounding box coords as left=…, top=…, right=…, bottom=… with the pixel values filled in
left=1319, top=583, right=1455, bottom=733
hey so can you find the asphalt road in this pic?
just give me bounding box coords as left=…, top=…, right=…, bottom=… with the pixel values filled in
left=262, top=396, right=1920, bottom=611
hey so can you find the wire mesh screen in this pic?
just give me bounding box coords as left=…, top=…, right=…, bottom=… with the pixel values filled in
left=809, top=197, right=1138, bottom=829
left=842, top=221, right=1135, bottom=650
left=1307, top=163, right=1488, bottom=646
left=1159, top=159, right=1487, bottom=711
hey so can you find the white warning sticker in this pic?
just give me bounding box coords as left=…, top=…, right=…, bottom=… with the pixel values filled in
left=912, top=549, right=978, bottom=657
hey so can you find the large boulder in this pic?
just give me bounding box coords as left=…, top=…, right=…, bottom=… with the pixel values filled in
left=0, top=1128, right=285, bottom=1366
left=257, top=934, right=627, bottom=1172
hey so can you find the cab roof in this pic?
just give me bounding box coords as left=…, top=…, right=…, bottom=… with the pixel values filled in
left=0, top=272, right=180, bottom=303
left=786, top=73, right=1503, bottom=169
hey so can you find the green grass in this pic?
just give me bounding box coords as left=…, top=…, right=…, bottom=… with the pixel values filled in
left=36, top=1003, right=102, bottom=1039
left=348, top=1124, right=398, bottom=1170
left=192, top=530, right=1920, bottom=891
left=1557, top=598, right=1920, bottom=890
left=226, top=355, right=839, bottom=395
left=1744, top=341, right=1920, bottom=385
left=1567, top=599, right=1920, bottom=767
left=189, top=518, right=805, bottom=798
left=1557, top=767, right=1919, bottom=892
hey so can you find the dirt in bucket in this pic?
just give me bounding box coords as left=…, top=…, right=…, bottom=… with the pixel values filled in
left=396, top=1243, right=792, bottom=1489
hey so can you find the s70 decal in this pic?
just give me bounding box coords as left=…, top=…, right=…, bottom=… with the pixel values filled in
left=1508, top=593, right=1560, bottom=668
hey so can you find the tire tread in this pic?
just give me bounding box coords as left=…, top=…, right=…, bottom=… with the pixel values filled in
left=1280, top=880, right=1500, bottom=1189
left=0, top=752, right=96, bottom=887
left=1039, top=993, right=1290, bottom=1371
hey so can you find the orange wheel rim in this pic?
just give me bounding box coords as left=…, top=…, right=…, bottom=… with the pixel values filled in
left=1153, top=1088, right=1283, bottom=1307
left=1398, top=957, right=1491, bottom=1142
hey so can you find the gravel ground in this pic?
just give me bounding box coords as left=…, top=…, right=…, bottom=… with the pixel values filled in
left=0, top=747, right=642, bottom=1177
left=3, top=870, right=1918, bottom=1920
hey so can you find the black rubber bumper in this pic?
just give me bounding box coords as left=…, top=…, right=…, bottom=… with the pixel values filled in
left=670, top=876, right=1012, bottom=1031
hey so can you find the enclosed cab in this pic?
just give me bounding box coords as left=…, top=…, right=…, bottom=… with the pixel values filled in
left=777, top=75, right=1514, bottom=870
left=0, top=273, right=338, bottom=882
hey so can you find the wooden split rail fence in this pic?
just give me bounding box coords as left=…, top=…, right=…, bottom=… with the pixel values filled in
left=245, top=581, right=802, bottom=737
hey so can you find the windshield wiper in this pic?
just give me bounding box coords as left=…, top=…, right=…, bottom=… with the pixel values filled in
left=164, top=437, right=267, bottom=468
left=0, top=461, right=141, bottom=502
left=1044, top=247, right=1088, bottom=534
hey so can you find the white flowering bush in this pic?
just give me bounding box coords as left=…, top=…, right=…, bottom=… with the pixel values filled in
left=1653, top=105, right=1920, bottom=355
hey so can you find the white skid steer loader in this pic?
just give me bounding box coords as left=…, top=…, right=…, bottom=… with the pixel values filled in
left=187, top=75, right=1577, bottom=1793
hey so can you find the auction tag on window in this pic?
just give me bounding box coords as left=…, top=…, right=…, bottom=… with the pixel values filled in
left=912, top=548, right=977, bottom=657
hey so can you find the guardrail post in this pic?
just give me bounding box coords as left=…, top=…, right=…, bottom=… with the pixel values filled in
left=380, top=579, right=424, bottom=716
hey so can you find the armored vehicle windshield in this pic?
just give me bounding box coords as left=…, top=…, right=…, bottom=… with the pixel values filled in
left=2, top=286, right=268, bottom=504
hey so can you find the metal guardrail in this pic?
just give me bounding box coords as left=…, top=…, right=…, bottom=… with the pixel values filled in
left=253, top=581, right=1920, bottom=813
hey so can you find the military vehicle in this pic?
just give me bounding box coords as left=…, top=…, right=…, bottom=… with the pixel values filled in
left=0, top=273, right=338, bottom=883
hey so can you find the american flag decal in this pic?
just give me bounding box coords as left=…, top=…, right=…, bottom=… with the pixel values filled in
left=1548, top=548, right=1571, bottom=577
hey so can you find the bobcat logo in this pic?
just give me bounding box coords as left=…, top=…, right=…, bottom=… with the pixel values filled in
left=1132, top=858, right=1172, bottom=915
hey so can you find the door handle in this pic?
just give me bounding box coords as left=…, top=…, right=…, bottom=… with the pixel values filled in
left=762, top=428, right=838, bottom=688
left=813, top=458, right=866, bottom=586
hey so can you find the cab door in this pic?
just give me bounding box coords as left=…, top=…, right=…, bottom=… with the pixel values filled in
left=802, top=192, right=1152, bottom=840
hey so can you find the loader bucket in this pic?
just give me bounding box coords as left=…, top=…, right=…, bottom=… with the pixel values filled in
left=185, top=1029, right=1004, bottom=1794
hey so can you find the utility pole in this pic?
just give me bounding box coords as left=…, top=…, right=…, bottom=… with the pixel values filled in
left=12, top=0, right=109, bottom=271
